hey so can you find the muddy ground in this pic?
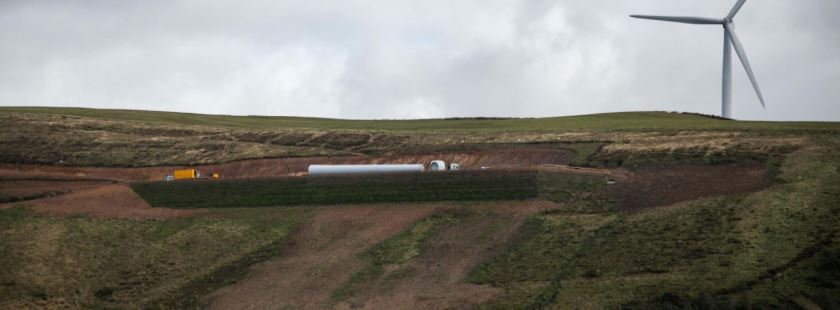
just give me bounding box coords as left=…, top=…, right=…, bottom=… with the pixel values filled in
left=24, top=184, right=196, bottom=219
left=203, top=201, right=552, bottom=310
left=609, top=160, right=771, bottom=211
left=335, top=201, right=553, bottom=310
left=0, top=179, right=112, bottom=197
left=203, top=204, right=440, bottom=309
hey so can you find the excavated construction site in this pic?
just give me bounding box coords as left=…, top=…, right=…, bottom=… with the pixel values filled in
left=0, top=146, right=772, bottom=219
left=0, top=147, right=575, bottom=181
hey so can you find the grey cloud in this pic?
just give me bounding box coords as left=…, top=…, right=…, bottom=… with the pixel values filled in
left=1, top=0, right=838, bottom=121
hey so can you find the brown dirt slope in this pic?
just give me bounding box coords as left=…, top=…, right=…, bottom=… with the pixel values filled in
left=337, top=201, right=552, bottom=310
left=0, top=179, right=111, bottom=197
left=23, top=184, right=195, bottom=219
left=203, top=204, right=441, bottom=310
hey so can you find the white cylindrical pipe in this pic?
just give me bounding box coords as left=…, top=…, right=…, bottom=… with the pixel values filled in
left=308, top=164, right=425, bottom=175
left=430, top=160, right=446, bottom=171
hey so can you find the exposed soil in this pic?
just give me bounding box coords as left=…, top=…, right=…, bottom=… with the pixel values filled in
left=203, top=201, right=551, bottom=310
left=0, top=146, right=571, bottom=218
left=609, top=161, right=771, bottom=211
left=0, top=164, right=174, bottom=182
left=336, top=201, right=553, bottom=310
left=0, top=146, right=574, bottom=182
left=203, top=204, right=442, bottom=310
left=0, top=149, right=771, bottom=219
left=0, top=179, right=113, bottom=200
left=19, top=184, right=196, bottom=219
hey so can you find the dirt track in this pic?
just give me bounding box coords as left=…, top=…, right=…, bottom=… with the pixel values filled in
left=204, top=201, right=552, bottom=310
left=23, top=184, right=196, bottom=219
left=0, top=179, right=112, bottom=197
left=0, top=179, right=195, bottom=219
left=203, top=204, right=441, bottom=309
left=336, top=201, right=552, bottom=310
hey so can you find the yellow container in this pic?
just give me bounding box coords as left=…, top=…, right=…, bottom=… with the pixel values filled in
left=173, top=169, right=196, bottom=180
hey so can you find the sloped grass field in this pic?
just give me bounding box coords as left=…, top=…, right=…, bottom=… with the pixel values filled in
left=4, top=107, right=840, bottom=132
left=466, top=136, right=840, bottom=308
left=131, top=171, right=539, bottom=208
left=0, top=108, right=822, bottom=168
left=0, top=207, right=311, bottom=308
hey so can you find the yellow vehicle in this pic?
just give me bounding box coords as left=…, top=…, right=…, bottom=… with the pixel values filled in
left=165, top=169, right=219, bottom=181
left=173, top=169, right=198, bottom=180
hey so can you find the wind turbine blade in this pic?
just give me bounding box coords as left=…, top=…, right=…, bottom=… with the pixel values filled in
left=725, top=24, right=766, bottom=107
left=727, top=0, right=748, bottom=20
left=630, top=15, right=724, bottom=25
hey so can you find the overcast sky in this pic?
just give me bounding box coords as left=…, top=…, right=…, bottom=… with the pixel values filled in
left=1, top=1, right=838, bottom=121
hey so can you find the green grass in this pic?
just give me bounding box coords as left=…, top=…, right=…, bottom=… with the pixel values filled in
left=368, top=213, right=461, bottom=265
left=590, top=140, right=801, bottom=169
left=131, top=171, right=539, bottom=208
left=537, top=172, right=615, bottom=213
left=3, top=107, right=840, bottom=132
left=565, top=143, right=604, bottom=167
left=466, top=136, right=840, bottom=308
left=0, top=206, right=311, bottom=308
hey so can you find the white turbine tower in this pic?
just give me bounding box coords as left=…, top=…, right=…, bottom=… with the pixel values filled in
left=631, top=0, right=765, bottom=119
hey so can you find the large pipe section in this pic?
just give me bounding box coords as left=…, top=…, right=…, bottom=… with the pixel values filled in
left=308, top=164, right=425, bottom=175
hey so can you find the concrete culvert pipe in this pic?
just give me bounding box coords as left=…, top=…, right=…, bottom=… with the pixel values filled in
left=308, top=164, right=425, bottom=175
left=430, top=160, right=446, bottom=171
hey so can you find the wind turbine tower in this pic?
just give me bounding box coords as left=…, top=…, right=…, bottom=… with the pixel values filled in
left=631, top=0, right=765, bottom=119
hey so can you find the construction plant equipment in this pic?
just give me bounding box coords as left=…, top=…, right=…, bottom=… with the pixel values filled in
left=164, top=169, right=221, bottom=181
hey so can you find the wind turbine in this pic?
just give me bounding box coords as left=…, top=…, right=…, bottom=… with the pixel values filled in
left=631, top=0, right=765, bottom=119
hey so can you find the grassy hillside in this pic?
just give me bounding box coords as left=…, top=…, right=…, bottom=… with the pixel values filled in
left=1, top=106, right=833, bottom=167
left=2, top=106, right=839, bottom=132
left=2, top=106, right=839, bottom=308
left=0, top=207, right=311, bottom=308
left=465, top=137, right=840, bottom=308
